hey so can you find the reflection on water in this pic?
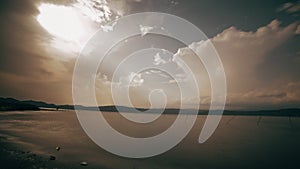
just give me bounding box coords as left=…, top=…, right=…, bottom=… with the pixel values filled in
left=0, top=110, right=300, bottom=169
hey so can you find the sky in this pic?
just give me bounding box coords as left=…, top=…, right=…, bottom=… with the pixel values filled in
left=0, top=0, right=300, bottom=110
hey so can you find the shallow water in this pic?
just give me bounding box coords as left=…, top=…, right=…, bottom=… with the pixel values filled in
left=0, top=110, right=300, bottom=169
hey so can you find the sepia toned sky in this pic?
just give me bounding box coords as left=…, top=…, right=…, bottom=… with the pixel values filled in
left=0, top=0, right=300, bottom=110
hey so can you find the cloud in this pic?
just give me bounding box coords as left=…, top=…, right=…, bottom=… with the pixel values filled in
left=139, top=25, right=154, bottom=36
left=207, top=20, right=298, bottom=86
left=174, top=19, right=300, bottom=109
left=226, top=81, right=300, bottom=109
left=75, top=0, right=113, bottom=23
left=106, top=0, right=143, bottom=16
left=118, top=72, right=144, bottom=87
left=216, top=20, right=300, bottom=108
left=153, top=52, right=167, bottom=65
left=278, top=2, right=293, bottom=12
left=94, top=18, right=300, bottom=109
left=101, top=21, right=117, bottom=32
left=278, top=1, right=300, bottom=13
left=128, top=72, right=144, bottom=86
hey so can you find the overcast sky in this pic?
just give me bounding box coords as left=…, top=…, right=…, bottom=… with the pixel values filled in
left=0, top=0, right=300, bottom=110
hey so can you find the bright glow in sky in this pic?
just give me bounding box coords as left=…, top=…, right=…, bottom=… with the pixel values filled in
left=36, top=1, right=118, bottom=55
left=37, top=4, right=86, bottom=44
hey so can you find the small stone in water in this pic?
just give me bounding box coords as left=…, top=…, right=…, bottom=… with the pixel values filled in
left=80, top=161, right=88, bottom=166
left=55, top=146, right=60, bottom=151
left=50, top=155, right=56, bottom=160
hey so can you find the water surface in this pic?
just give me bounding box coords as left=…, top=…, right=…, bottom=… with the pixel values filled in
left=0, top=110, right=299, bottom=169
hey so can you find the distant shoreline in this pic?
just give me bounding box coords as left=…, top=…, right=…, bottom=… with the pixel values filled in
left=1, top=97, right=300, bottom=117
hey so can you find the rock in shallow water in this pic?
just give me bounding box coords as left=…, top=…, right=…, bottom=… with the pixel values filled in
left=49, top=155, right=56, bottom=160
left=80, top=161, right=88, bottom=166
left=55, top=146, right=60, bottom=151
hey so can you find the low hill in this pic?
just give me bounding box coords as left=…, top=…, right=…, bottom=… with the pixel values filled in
left=0, top=98, right=39, bottom=111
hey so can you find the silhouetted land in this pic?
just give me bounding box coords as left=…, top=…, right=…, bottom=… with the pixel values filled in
left=0, top=98, right=40, bottom=111
left=1, top=97, right=300, bottom=116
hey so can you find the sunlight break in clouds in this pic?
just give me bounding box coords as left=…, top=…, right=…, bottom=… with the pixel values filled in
left=37, top=3, right=94, bottom=54
left=36, top=0, right=121, bottom=55
left=37, top=4, right=85, bottom=43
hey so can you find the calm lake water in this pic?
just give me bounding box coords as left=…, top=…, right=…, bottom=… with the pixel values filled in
left=0, top=110, right=300, bottom=169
